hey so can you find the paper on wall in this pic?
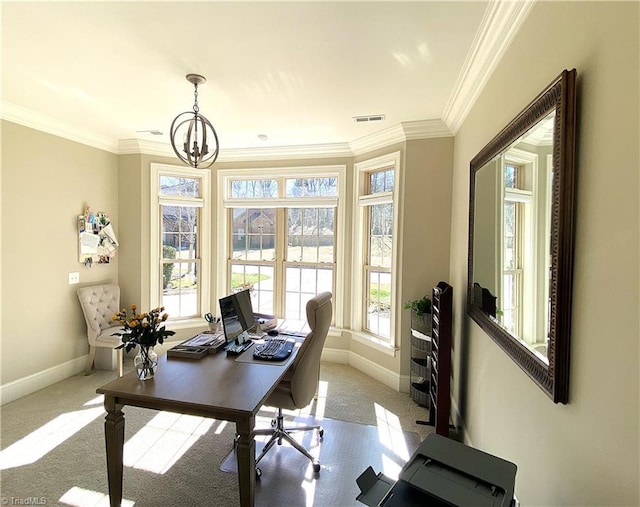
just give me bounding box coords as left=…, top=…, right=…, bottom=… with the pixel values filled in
left=101, top=223, right=119, bottom=246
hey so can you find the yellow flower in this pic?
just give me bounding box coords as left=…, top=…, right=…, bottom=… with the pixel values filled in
left=131, top=304, right=137, bottom=311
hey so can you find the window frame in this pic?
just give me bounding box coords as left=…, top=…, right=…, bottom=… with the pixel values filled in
left=353, top=152, right=402, bottom=350
left=150, top=163, right=211, bottom=325
left=217, top=165, right=346, bottom=326
left=498, top=149, right=539, bottom=342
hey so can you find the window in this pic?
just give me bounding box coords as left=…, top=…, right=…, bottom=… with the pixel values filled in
left=499, top=151, right=538, bottom=341
left=219, top=168, right=344, bottom=322
left=502, top=163, right=525, bottom=336
left=151, top=164, right=210, bottom=321
left=354, top=152, right=401, bottom=345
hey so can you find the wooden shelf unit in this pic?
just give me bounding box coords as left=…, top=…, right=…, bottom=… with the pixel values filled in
left=429, top=281, right=452, bottom=436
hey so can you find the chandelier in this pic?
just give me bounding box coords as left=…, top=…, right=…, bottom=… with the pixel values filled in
left=170, top=74, right=219, bottom=169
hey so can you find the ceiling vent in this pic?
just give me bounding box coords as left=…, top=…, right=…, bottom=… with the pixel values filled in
left=137, top=130, right=164, bottom=136
left=353, top=114, right=386, bottom=123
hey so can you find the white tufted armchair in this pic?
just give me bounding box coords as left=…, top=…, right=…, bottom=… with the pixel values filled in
left=77, top=284, right=124, bottom=376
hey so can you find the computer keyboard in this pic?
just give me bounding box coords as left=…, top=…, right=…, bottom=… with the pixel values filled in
left=253, top=338, right=295, bottom=360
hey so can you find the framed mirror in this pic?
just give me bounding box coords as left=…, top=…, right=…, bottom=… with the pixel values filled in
left=467, top=69, right=577, bottom=403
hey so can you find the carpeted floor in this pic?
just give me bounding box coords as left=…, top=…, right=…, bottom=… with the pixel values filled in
left=0, top=356, right=433, bottom=506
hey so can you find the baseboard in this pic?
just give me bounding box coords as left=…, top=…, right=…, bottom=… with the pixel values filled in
left=317, top=347, right=404, bottom=392
left=346, top=351, right=401, bottom=391
left=450, top=397, right=471, bottom=445
left=320, top=347, right=350, bottom=364
left=1, top=355, right=87, bottom=406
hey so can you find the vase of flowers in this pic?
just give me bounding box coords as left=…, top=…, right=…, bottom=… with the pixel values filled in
left=112, top=304, right=175, bottom=380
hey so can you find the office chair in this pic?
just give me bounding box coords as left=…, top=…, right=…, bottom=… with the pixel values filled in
left=253, top=292, right=333, bottom=476
left=77, top=284, right=124, bottom=376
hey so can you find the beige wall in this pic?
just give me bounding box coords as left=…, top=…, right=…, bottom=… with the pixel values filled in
left=449, top=2, right=639, bottom=504
left=1, top=121, right=118, bottom=385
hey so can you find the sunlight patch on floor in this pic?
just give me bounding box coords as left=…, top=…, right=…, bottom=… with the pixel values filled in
left=374, top=402, right=410, bottom=478
left=83, top=395, right=104, bottom=407
left=123, top=412, right=214, bottom=474
left=59, top=486, right=134, bottom=507
left=301, top=466, right=318, bottom=507
left=0, top=406, right=104, bottom=470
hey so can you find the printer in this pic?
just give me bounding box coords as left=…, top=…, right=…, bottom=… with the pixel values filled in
left=357, top=433, right=517, bottom=507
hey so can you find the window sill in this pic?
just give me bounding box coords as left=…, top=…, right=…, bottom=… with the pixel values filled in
left=167, top=318, right=206, bottom=331
left=351, top=331, right=398, bottom=357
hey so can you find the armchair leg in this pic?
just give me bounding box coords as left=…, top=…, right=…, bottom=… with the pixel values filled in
left=85, top=346, right=96, bottom=376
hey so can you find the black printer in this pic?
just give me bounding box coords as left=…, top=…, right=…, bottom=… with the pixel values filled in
left=357, top=433, right=517, bottom=507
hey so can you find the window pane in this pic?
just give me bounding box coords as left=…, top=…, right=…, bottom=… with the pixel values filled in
left=366, top=270, right=391, bottom=338
left=503, top=273, right=516, bottom=335
left=287, top=208, right=334, bottom=263
left=285, top=266, right=333, bottom=320
left=230, top=179, right=278, bottom=198
left=232, top=208, right=276, bottom=261
left=368, top=203, right=393, bottom=268
left=162, top=261, right=198, bottom=318
left=160, top=176, right=200, bottom=197
left=162, top=206, right=199, bottom=255
left=285, top=177, right=337, bottom=197
left=369, top=169, right=394, bottom=194
left=504, top=164, right=517, bottom=189
left=161, top=205, right=199, bottom=318
left=230, top=264, right=274, bottom=315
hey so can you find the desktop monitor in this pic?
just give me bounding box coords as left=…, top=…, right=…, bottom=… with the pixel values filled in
left=234, top=289, right=256, bottom=331
left=219, top=289, right=255, bottom=344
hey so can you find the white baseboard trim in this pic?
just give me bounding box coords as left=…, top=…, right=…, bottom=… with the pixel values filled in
left=320, top=347, right=350, bottom=364
left=398, top=374, right=410, bottom=394
left=345, top=351, right=401, bottom=391
left=1, top=355, right=87, bottom=406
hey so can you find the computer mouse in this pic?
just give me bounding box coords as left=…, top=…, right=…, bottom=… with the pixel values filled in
left=267, top=329, right=279, bottom=337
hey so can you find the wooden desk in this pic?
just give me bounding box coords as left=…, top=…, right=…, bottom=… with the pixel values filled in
left=96, top=348, right=297, bottom=507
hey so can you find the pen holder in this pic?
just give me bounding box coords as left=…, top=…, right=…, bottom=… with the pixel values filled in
left=208, top=322, right=217, bottom=332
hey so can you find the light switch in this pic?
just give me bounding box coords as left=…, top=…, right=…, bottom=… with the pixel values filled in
left=69, top=272, right=80, bottom=285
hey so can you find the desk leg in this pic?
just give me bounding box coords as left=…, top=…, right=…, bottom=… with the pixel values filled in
left=104, top=396, right=125, bottom=507
left=236, top=416, right=256, bottom=507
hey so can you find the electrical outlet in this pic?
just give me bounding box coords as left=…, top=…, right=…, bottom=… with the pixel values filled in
left=68, top=272, right=80, bottom=285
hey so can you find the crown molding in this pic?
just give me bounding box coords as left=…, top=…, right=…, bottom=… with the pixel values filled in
left=442, top=0, right=536, bottom=134
left=119, top=139, right=174, bottom=157
left=349, top=119, right=453, bottom=156
left=121, top=120, right=452, bottom=161
left=119, top=138, right=353, bottom=161
left=401, top=119, right=453, bottom=141
left=218, top=142, right=353, bottom=161
left=1, top=101, right=119, bottom=153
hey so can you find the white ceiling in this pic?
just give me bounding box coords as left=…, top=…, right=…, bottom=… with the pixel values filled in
left=1, top=1, right=533, bottom=157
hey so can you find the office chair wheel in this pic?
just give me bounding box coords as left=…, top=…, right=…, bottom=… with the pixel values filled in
left=256, top=467, right=262, bottom=478
left=318, top=427, right=324, bottom=439
left=312, top=460, right=321, bottom=474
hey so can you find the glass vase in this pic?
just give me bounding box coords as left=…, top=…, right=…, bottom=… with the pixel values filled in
left=134, top=345, right=158, bottom=380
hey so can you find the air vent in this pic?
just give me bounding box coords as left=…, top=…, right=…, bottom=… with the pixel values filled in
left=137, top=130, right=164, bottom=136
left=353, top=114, right=386, bottom=123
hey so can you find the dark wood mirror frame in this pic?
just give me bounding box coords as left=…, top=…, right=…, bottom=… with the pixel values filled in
left=467, top=69, right=577, bottom=403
